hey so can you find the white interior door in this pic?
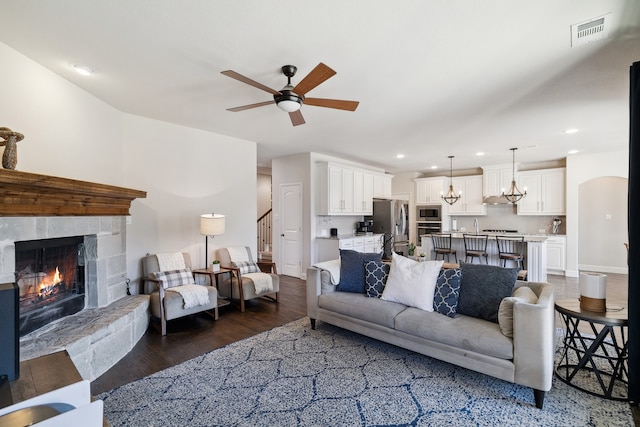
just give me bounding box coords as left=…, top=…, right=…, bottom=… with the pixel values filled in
left=280, top=183, right=302, bottom=277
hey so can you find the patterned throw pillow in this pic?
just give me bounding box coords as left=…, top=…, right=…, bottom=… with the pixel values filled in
left=152, top=268, right=195, bottom=289
left=433, top=268, right=462, bottom=317
left=364, top=260, right=390, bottom=298
left=232, top=261, right=260, bottom=274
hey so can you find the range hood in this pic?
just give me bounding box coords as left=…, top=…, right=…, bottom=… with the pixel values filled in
left=482, top=195, right=511, bottom=205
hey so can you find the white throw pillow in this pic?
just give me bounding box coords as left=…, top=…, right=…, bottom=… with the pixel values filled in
left=497, top=286, right=539, bottom=337
left=381, top=253, right=444, bottom=311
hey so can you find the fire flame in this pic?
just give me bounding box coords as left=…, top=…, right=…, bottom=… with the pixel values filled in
left=38, top=267, right=63, bottom=296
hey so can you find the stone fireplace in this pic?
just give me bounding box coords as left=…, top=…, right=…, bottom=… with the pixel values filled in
left=16, top=235, right=86, bottom=336
left=0, top=168, right=148, bottom=380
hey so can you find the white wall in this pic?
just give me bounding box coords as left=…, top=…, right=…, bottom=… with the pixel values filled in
left=566, top=150, right=628, bottom=277
left=257, top=173, right=272, bottom=218
left=578, top=176, right=628, bottom=273
left=1, top=41, right=258, bottom=289
left=0, top=42, right=123, bottom=185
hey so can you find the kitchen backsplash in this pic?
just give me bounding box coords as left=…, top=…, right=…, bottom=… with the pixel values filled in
left=448, top=205, right=566, bottom=235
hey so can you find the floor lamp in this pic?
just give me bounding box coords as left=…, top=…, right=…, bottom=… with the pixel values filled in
left=200, top=213, right=225, bottom=268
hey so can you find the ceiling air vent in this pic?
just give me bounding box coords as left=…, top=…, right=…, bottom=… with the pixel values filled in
left=571, top=13, right=611, bottom=47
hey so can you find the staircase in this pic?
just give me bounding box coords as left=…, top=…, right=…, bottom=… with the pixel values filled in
left=257, top=209, right=272, bottom=261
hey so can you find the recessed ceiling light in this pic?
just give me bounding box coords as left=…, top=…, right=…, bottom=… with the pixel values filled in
left=568, top=149, right=579, bottom=154
left=396, top=154, right=405, bottom=159
left=72, top=64, right=94, bottom=76
left=430, top=165, right=438, bottom=170
left=564, top=128, right=579, bottom=134
left=476, top=152, right=485, bottom=156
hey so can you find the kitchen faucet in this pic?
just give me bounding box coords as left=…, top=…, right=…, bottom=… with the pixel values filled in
left=473, top=218, right=479, bottom=234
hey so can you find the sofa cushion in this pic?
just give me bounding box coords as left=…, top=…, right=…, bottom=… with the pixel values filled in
left=498, top=286, right=539, bottom=337
left=433, top=268, right=462, bottom=317
left=364, top=260, right=390, bottom=298
left=337, top=250, right=382, bottom=293
left=381, top=253, right=443, bottom=311
left=457, top=262, right=519, bottom=323
left=394, top=307, right=514, bottom=360
left=318, top=292, right=407, bottom=328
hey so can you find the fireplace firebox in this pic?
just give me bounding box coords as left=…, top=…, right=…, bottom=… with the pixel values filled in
left=15, top=236, right=85, bottom=336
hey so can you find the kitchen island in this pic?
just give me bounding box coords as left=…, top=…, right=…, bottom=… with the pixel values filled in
left=421, top=233, right=548, bottom=282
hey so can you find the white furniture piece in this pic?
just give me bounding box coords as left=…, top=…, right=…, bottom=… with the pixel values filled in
left=546, top=235, right=566, bottom=274
left=482, top=163, right=515, bottom=198
left=445, top=175, right=487, bottom=216
left=316, top=234, right=383, bottom=263
left=307, top=264, right=556, bottom=409
left=414, top=177, right=445, bottom=204
left=316, top=161, right=393, bottom=215
left=420, top=233, right=548, bottom=282
left=516, top=168, right=566, bottom=215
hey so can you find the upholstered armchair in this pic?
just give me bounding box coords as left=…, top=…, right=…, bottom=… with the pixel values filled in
left=216, top=246, right=279, bottom=312
left=141, top=252, right=218, bottom=336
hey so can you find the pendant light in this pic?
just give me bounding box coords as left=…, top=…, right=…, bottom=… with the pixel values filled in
left=441, top=155, right=461, bottom=205
left=502, top=147, right=527, bottom=204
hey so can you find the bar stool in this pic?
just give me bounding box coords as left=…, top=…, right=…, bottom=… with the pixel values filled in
left=496, top=236, right=525, bottom=268
left=463, top=234, right=489, bottom=264
left=431, top=233, right=457, bottom=263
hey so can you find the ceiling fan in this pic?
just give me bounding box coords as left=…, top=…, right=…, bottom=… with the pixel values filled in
left=221, top=63, right=359, bottom=126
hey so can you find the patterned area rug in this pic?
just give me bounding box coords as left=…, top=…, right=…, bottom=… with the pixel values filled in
left=98, top=318, right=633, bottom=426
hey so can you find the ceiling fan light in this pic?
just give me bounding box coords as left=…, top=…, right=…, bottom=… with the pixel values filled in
left=277, top=99, right=301, bottom=112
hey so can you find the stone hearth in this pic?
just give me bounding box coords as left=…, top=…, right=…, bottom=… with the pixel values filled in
left=0, top=169, right=148, bottom=381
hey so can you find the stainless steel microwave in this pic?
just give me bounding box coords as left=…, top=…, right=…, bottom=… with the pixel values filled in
left=417, top=205, right=441, bottom=221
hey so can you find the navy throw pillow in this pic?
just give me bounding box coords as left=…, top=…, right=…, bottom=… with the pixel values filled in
left=337, top=250, right=382, bottom=293
left=457, top=262, right=519, bottom=323
left=433, top=268, right=462, bottom=317
left=364, top=260, right=390, bottom=298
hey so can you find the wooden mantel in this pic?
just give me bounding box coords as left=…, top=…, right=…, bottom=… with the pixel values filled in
left=0, top=169, right=147, bottom=216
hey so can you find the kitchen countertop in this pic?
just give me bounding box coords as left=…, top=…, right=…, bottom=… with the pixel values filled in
left=316, top=233, right=383, bottom=240
left=442, top=232, right=560, bottom=241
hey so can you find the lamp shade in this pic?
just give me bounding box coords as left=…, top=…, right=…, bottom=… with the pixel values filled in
left=200, top=214, right=225, bottom=236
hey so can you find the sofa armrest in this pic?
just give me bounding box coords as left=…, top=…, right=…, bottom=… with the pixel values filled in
left=306, top=267, right=322, bottom=320
left=512, top=282, right=555, bottom=391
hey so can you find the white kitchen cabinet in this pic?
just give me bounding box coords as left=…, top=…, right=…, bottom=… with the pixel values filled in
left=316, top=234, right=383, bottom=262
left=446, top=175, right=486, bottom=216
left=546, top=235, right=566, bottom=274
left=318, top=162, right=375, bottom=215
left=414, top=177, right=445, bottom=204
left=354, top=170, right=374, bottom=214
left=517, top=168, right=565, bottom=216
left=373, top=173, right=393, bottom=198
left=482, top=164, right=514, bottom=196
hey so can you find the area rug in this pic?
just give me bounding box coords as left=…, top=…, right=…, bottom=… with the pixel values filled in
left=98, top=318, right=633, bottom=426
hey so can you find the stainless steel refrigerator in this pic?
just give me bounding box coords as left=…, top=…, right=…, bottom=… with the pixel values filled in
left=369, top=199, right=409, bottom=258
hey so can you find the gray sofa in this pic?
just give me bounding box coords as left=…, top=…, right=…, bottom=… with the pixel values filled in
left=306, top=264, right=556, bottom=409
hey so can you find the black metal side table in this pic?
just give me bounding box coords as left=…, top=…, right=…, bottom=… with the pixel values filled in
left=555, top=299, right=628, bottom=400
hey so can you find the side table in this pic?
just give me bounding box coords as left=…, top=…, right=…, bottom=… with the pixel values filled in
left=554, top=298, right=628, bottom=401
left=193, top=268, right=233, bottom=308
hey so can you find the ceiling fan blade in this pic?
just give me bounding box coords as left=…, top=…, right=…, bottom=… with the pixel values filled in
left=292, top=63, right=336, bottom=96
left=289, top=110, right=305, bottom=126
left=304, top=98, right=359, bottom=111
left=227, top=100, right=275, bottom=112
left=221, top=70, right=281, bottom=95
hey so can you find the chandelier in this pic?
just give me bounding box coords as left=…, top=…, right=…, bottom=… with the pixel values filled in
left=502, top=147, right=527, bottom=204
left=441, top=155, right=461, bottom=205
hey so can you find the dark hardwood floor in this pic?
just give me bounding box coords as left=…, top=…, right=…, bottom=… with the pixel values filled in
left=90, top=274, right=307, bottom=395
